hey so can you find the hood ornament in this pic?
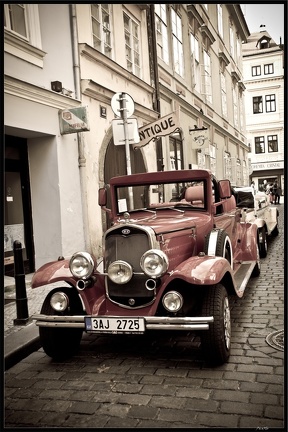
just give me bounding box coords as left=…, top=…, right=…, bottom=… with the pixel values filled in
left=124, top=212, right=130, bottom=222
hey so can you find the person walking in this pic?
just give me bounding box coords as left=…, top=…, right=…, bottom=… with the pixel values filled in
left=273, top=181, right=281, bottom=204
left=266, top=183, right=274, bottom=204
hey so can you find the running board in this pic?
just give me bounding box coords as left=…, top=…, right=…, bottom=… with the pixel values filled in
left=233, top=262, right=256, bottom=297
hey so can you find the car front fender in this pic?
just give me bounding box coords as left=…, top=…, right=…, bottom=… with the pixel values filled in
left=167, top=255, right=233, bottom=287
left=31, top=260, right=75, bottom=288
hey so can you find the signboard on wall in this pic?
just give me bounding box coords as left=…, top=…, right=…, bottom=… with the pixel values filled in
left=59, top=106, right=90, bottom=135
left=251, top=161, right=284, bottom=171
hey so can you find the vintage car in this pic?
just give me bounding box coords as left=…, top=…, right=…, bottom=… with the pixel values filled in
left=232, top=186, right=279, bottom=258
left=32, top=169, right=261, bottom=365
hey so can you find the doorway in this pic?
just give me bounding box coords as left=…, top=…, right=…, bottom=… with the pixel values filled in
left=4, top=135, right=34, bottom=275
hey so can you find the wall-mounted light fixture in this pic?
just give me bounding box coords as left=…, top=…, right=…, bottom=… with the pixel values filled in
left=51, top=81, right=63, bottom=92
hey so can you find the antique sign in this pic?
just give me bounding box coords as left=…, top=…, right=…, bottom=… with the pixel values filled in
left=133, top=111, right=180, bottom=149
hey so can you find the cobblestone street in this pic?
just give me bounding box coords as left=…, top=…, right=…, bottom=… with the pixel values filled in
left=4, top=204, right=285, bottom=428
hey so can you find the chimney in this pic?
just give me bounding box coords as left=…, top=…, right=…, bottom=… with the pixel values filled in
left=259, top=24, right=266, bottom=33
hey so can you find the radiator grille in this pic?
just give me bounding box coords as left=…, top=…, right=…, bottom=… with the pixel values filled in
left=105, top=226, right=155, bottom=307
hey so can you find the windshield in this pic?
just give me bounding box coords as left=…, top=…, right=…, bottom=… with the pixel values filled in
left=115, top=179, right=206, bottom=213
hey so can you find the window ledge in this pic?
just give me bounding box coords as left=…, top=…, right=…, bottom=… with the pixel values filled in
left=4, top=30, right=46, bottom=68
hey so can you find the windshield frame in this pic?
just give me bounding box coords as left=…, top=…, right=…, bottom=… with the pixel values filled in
left=115, top=179, right=207, bottom=214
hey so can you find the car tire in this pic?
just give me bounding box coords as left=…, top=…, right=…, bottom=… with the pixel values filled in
left=258, top=226, right=267, bottom=258
left=251, top=245, right=261, bottom=277
left=201, top=283, right=231, bottom=365
left=39, top=287, right=84, bottom=360
left=204, top=229, right=233, bottom=268
left=271, top=225, right=279, bottom=236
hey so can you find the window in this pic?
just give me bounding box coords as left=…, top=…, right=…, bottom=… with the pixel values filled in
left=242, top=160, right=249, bottom=186
left=169, top=135, right=183, bottom=171
left=155, top=4, right=169, bottom=64
left=264, top=63, right=274, bottom=75
left=252, top=66, right=261, bottom=76
left=190, top=33, right=200, bottom=92
left=236, top=37, right=241, bottom=60
left=255, top=136, right=265, bottom=153
left=91, top=4, right=112, bottom=57
left=123, top=12, right=141, bottom=77
left=259, top=38, right=269, bottom=49
left=4, top=3, right=28, bottom=39
left=217, top=5, right=223, bottom=39
left=171, top=8, right=184, bottom=77
left=224, top=152, right=232, bottom=181
left=266, top=94, right=276, bottom=112
left=253, top=96, right=263, bottom=114
left=239, top=94, right=244, bottom=131
left=229, top=27, right=234, bottom=58
left=221, top=73, right=227, bottom=117
left=203, top=51, right=212, bottom=103
left=268, top=135, right=278, bottom=152
left=233, top=88, right=238, bottom=128
left=4, top=4, right=43, bottom=66
left=236, top=159, right=241, bottom=186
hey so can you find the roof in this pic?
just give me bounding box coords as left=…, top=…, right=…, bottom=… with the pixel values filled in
left=242, top=30, right=283, bottom=56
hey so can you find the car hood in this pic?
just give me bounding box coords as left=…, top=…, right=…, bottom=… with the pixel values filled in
left=115, top=210, right=211, bottom=235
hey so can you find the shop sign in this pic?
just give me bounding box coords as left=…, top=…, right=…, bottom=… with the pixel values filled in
left=251, top=161, right=284, bottom=171
left=59, top=106, right=90, bottom=135
left=190, top=127, right=209, bottom=149
left=133, top=111, right=180, bottom=149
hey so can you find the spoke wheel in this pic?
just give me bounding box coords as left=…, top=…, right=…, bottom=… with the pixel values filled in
left=201, top=284, right=231, bottom=365
left=204, top=229, right=233, bottom=269
left=258, top=227, right=267, bottom=258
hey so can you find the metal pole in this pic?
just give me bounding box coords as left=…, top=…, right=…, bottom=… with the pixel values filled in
left=120, top=92, right=134, bottom=209
left=13, top=240, right=30, bottom=325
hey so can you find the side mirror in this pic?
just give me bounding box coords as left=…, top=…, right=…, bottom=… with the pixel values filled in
left=218, top=180, right=232, bottom=199
left=98, top=188, right=107, bottom=207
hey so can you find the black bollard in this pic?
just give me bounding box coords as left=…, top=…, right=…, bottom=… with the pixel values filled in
left=13, top=240, right=31, bottom=325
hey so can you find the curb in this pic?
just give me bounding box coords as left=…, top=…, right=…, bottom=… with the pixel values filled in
left=4, top=323, right=41, bottom=370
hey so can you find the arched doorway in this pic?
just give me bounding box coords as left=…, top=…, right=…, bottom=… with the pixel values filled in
left=104, top=138, right=146, bottom=181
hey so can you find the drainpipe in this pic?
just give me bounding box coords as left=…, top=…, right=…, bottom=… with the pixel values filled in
left=147, top=5, right=164, bottom=171
left=70, top=4, right=91, bottom=251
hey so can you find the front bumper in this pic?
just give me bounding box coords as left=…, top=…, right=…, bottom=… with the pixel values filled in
left=32, top=314, right=214, bottom=331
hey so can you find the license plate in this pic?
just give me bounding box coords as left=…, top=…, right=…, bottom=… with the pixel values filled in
left=85, top=316, right=145, bottom=334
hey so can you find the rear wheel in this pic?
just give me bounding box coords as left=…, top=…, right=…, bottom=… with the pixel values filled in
left=258, top=226, right=267, bottom=258
left=39, top=287, right=83, bottom=360
left=252, top=245, right=261, bottom=277
left=271, top=224, right=279, bottom=236
left=201, top=284, right=231, bottom=365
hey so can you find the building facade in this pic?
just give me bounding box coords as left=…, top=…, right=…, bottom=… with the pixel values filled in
left=4, top=4, right=85, bottom=273
left=4, top=4, right=251, bottom=273
left=74, top=3, right=251, bottom=257
left=152, top=4, right=250, bottom=186
left=242, top=28, right=284, bottom=193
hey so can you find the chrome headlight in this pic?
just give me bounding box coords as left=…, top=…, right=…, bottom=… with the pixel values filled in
left=50, top=292, right=69, bottom=312
left=69, top=252, right=94, bottom=280
left=108, top=260, right=133, bottom=284
left=140, top=249, right=168, bottom=278
left=162, top=291, right=183, bottom=312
